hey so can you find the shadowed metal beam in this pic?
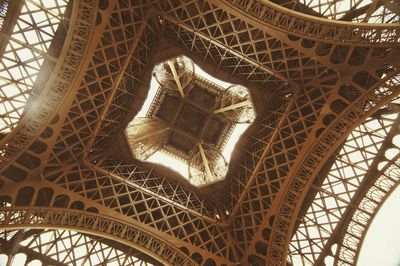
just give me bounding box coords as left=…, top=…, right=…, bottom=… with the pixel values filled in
left=382, top=0, right=400, bottom=16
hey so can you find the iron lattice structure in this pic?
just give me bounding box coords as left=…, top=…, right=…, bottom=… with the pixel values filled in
left=0, top=0, right=399, bottom=265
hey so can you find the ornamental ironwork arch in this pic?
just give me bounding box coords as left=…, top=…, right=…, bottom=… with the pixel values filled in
left=0, top=207, right=195, bottom=266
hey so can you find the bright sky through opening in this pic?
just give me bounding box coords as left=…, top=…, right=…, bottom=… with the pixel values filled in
left=135, top=57, right=253, bottom=180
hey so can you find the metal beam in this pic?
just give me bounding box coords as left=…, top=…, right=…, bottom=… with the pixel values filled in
left=158, top=11, right=295, bottom=86
left=133, top=127, right=169, bottom=143
left=382, top=0, right=400, bottom=16
left=25, top=0, right=70, bottom=22
left=83, top=10, right=152, bottom=156
left=314, top=112, right=400, bottom=265
left=168, top=60, right=185, bottom=97
left=362, top=0, right=382, bottom=23
left=0, top=32, right=58, bottom=62
left=0, top=207, right=195, bottom=266
left=0, top=236, right=66, bottom=266
left=198, top=143, right=214, bottom=181
left=214, top=99, right=251, bottom=114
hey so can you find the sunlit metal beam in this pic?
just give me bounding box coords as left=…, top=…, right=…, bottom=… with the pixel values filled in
left=133, top=127, right=169, bottom=142
left=198, top=143, right=213, bottom=181
left=168, top=60, right=185, bottom=98
left=214, top=99, right=251, bottom=114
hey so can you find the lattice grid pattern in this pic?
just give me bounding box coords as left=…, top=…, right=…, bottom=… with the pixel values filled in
left=289, top=110, right=399, bottom=265
left=0, top=0, right=68, bottom=133
left=0, top=0, right=399, bottom=265
left=0, top=229, right=156, bottom=266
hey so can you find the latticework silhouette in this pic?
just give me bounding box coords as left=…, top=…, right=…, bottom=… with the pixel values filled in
left=0, top=0, right=399, bottom=265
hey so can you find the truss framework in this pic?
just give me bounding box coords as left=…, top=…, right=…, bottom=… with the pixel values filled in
left=289, top=102, right=400, bottom=265
left=0, top=0, right=399, bottom=265
left=0, top=207, right=194, bottom=265
left=0, top=228, right=159, bottom=265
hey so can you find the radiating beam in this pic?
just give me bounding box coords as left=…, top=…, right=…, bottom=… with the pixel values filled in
left=214, top=99, right=251, bottom=114
left=198, top=143, right=213, bottom=181
left=168, top=60, right=185, bottom=97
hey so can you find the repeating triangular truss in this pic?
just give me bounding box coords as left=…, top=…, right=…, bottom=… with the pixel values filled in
left=0, top=0, right=399, bottom=265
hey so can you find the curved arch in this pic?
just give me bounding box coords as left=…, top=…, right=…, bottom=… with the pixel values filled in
left=287, top=110, right=400, bottom=265
left=0, top=207, right=195, bottom=266
left=0, top=228, right=162, bottom=265
left=267, top=69, right=400, bottom=264
left=0, top=0, right=97, bottom=175
left=338, top=157, right=400, bottom=265
left=215, top=0, right=400, bottom=47
left=0, top=1, right=70, bottom=135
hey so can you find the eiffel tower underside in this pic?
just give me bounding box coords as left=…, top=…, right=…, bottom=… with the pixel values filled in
left=0, top=0, right=399, bottom=265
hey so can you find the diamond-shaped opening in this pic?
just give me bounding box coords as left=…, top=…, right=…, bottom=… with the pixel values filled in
left=126, top=56, right=256, bottom=187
